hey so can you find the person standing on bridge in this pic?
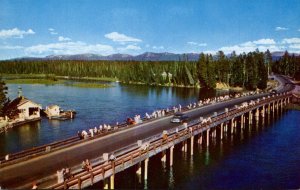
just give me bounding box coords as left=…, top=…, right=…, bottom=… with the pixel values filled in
left=83, top=159, right=93, bottom=171
left=77, top=131, right=83, bottom=140
left=31, top=182, right=38, bottom=189
left=57, top=169, right=65, bottom=183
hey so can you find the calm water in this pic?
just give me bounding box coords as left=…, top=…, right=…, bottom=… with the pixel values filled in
left=0, top=82, right=225, bottom=155
left=94, top=110, right=300, bottom=189
left=1, top=83, right=299, bottom=189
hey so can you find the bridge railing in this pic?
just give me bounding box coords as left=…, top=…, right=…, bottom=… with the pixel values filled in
left=48, top=93, right=291, bottom=189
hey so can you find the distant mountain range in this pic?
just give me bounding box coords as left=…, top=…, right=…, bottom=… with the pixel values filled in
left=9, top=51, right=300, bottom=62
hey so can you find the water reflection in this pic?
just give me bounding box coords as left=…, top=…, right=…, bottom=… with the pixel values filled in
left=143, top=179, right=148, bottom=190
left=18, top=122, right=41, bottom=144
left=48, top=119, right=61, bottom=127
left=168, top=167, right=175, bottom=189
left=204, top=147, right=210, bottom=165
left=188, top=156, right=194, bottom=176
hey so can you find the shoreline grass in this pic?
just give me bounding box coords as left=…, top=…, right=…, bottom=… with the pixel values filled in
left=5, top=78, right=64, bottom=85
left=66, top=83, right=112, bottom=88
left=3, top=77, right=112, bottom=88
left=0, top=74, right=117, bottom=82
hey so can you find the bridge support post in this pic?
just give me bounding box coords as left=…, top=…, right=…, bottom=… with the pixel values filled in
left=104, top=178, right=109, bottom=189
left=249, top=111, right=252, bottom=125
left=241, top=114, right=244, bottom=129
left=262, top=106, right=265, bottom=118
left=110, top=174, right=115, bottom=189
left=198, top=133, right=202, bottom=144
left=136, top=162, right=142, bottom=175
left=191, top=136, right=194, bottom=156
left=211, top=128, right=215, bottom=139
left=170, top=146, right=174, bottom=166
left=284, top=98, right=287, bottom=105
left=220, top=123, right=223, bottom=140
left=161, top=150, right=166, bottom=162
left=231, top=119, right=234, bottom=134
left=255, top=108, right=259, bottom=121
left=234, top=120, right=237, bottom=132
left=268, top=104, right=271, bottom=115
left=225, top=123, right=228, bottom=134
left=281, top=99, right=283, bottom=113
left=144, top=158, right=149, bottom=180
left=276, top=101, right=279, bottom=115
left=206, top=129, right=210, bottom=147
left=183, top=141, right=187, bottom=152
left=272, top=102, right=275, bottom=118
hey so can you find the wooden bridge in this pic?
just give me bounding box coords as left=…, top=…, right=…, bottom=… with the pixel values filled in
left=47, top=92, right=292, bottom=189
left=0, top=75, right=296, bottom=189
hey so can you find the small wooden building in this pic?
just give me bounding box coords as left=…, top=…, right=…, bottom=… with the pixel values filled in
left=5, top=96, right=42, bottom=119
left=45, top=105, right=60, bottom=117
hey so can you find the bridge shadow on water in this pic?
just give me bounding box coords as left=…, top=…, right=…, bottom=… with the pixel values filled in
left=90, top=109, right=300, bottom=189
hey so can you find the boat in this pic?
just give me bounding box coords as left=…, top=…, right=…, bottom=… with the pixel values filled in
left=44, top=105, right=76, bottom=120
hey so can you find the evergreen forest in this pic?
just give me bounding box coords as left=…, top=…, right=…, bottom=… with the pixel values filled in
left=0, top=50, right=299, bottom=90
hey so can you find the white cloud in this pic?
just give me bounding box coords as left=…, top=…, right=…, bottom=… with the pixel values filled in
left=0, top=28, right=35, bottom=39
left=187, top=41, right=207, bottom=46
left=187, top=41, right=197, bottom=45
left=152, top=46, right=164, bottom=50
left=203, top=50, right=216, bottom=54
left=104, top=32, right=142, bottom=43
left=0, top=45, right=23, bottom=49
left=253, top=38, right=276, bottom=45
left=218, top=38, right=283, bottom=54
left=282, top=37, right=300, bottom=44
left=289, top=44, right=300, bottom=49
left=118, top=44, right=141, bottom=51
left=58, top=36, right=71, bottom=42
left=48, top=28, right=58, bottom=35
left=25, top=41, right=114, bottom=55
left=275, top=26, right=288, bottom=31
left=125, top=44, right=141, bottom=50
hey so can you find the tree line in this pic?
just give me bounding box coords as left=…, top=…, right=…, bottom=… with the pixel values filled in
left=271, top=50, right=300, bottom=79
left=0, top=50, right=299, bottom=91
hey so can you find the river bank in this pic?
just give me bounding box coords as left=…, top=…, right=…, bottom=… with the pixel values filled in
left=2, top=73, right=253, bottom=90
left=3, top=75, right=113, bottom=88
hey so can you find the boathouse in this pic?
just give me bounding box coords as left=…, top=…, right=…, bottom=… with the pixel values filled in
left=5, top=96, right=42, bottom=119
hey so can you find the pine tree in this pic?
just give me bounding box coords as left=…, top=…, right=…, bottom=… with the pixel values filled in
left=265, top=49, right=272, bottom=75
left=197, top=53, right=208, bottom=88
left=0, top=77, right=9, bottom=116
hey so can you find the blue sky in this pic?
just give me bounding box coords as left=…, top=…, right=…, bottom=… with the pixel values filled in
left=0, top=0, right=300, bottom=59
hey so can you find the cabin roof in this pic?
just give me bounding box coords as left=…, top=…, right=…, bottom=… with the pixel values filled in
left=47, top=105, right=60, bottom=109
left=8, top=96, right=41, bottom=110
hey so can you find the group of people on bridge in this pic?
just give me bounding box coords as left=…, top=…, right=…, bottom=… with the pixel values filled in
left=74, top=91, right=260, bottom=141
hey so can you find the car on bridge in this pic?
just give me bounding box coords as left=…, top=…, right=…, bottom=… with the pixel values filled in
left=270, top=89, right=277, bottom=95
left=170, top=112, right=189, bottom=123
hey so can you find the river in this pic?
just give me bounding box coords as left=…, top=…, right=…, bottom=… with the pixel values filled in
left=0, top=82, right=226, bottom=155
left=93, top=110, right=300, bottom=189
left=1, top=82, right=299, bottom=189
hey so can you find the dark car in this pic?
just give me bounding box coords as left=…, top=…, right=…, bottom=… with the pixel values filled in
left=270, top=89, right=277, bottom=95
left=170, top=113, right=189, bottom=123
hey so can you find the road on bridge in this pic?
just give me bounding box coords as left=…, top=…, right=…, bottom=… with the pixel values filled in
left=0, top=75, right=294, bottom=188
